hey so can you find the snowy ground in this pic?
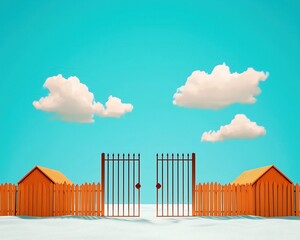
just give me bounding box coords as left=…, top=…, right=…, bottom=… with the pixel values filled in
left=1, top=205, right=300, bottom=240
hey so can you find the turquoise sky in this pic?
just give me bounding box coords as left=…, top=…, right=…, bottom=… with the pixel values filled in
left=0, top=0, right=299, bottom=203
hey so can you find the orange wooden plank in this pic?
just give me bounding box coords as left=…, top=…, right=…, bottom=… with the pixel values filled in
left=287, top=184, right=292, bottom=216
left=86, top=183, right=89, bottom=216
left=230, top=184, right=234, bottom=216
left=49, top=184, right=53, bottom=216
left=70, top=185, right=74, bottom=215
left=237, top=184, right=241, bottom=215
left=274, top=182, right=278, bottom=216
left=194, top=184, right=197, bottom=216
left=202, top=184, right=205, bottom=216
left=197, top=184, right=200, bottom=216
left=255, top=183, right=260, bottom=216
left=282, top=183, right=287, bottom=216
left=230, top=184, right=233, bottom=216
left=202, top=184, right=206, bottom=216
left=248, top=184, right=254, bottom=215
left=81, top=184, right=85, bottom=216
left=37, top=184, right=41, bottom=216
left=67, top=184, right=71, bottom=215
left=242, top=184, right=246, bottom=215
left=244, top=184, right=248, bottom=215
left=217, top=184, right=221, bottom=216
left=227, top=184, right=231, bottom=216
left=53, top=184, right=57, bottom=216
left=20, top=184, right=24, bottom=216
left=209, top=183, right=213, bottom=216
left=87, top=184, right=90, bottom=216
left=213, top=183, right=217, bottom=216
left=278, top=182, right=283, bottom=216
left=97, top=183, right=101, bottom=216
left=0, top=185, right=2, bottom=215
left=198, top=184, right=202, bottom=216
left=41, top=183, right=46, bottom=217
left=29, top=184, right=33, bottom=216
left=201, top=184, right=204, bottom=216
left=19, top=184, right=23, bottom=216
left=264, top=182, right=269, bottom=217
left=25, top=184, right=29, bottom=216
left=8, top=184, right=12, bottom=215
left=92, top=184, right=96, bottom=216
left=269, top=182, right=274, bottom=217
left=1, top=185, right=4, bottom=215
left=13, top=185, right=17, bottom=216
left=8, top=184, right=11, bottom=215
left=4, top=184, right=8, bottom=216
left=60, top=184, right=64, bottom=216
left=260, top=182, right=265, bottom=217
left=63, top=183, right=67, bottom=215
left=206, top=183, right=209, bottom=216
left=222, top=185, right=226, bottom=216
left=205, top=183, right=209, bottom=216
left=85, top=184, right=88, bottom=216
left=75, top=184, right=79, bottom=216
left=55, top=184, right=59, bottom=216
left=291, top=183, right=294, bottom=216
left=296, top=184, right=300, bottom=216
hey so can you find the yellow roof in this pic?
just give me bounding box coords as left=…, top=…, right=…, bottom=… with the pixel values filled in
left=18, top=166, right=73, bottom=185
left=37, top=166, right=73, bottom=184
left=232, top=165, right=274, bottom=185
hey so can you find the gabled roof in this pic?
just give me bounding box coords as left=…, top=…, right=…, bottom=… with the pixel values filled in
left=232, top=165, right=293, bottom=185
left=18, top=166, right=73, bottom=185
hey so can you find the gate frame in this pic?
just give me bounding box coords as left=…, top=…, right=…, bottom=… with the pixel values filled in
left=101, top=153, right=141, bottom=217
left=156, top=153, right=196, bottom=217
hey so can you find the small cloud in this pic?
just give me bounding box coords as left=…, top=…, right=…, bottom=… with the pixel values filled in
left=201, top=114, right=266, bottom=142
left=101, top=96, right=134, bottom=117
left=173, top=63, right=268, bottom=109
left=33, top=74, right=133, bottom=123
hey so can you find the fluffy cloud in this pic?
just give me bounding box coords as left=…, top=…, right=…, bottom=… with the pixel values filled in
left=33, top=75, right=133, bottom=123
left=201, top=114, right=266, bottom=142
left=173, top=63, right=268, bottom=109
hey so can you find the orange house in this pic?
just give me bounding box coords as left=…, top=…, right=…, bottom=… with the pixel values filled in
left=18, top=166, right=73, bottom=216
left=232, top=165, right=294, bottom=216
left=18, top=165, right=73, bottom=186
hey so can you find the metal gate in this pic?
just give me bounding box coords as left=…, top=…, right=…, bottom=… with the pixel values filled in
left=156, top=153, right=196, bottom=217
left=101, top=153, right=141, bottom=217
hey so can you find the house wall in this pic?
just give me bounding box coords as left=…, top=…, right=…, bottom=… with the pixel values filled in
left=19, top=168, right=52, bottom=185
left=255, top=167, right=292, bottom=186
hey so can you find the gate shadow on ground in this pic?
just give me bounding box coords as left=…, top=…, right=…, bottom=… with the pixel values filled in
left=16, top=215, right=154, bottom=224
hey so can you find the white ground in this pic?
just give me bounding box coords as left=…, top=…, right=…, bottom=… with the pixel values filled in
left=1, top=205, right=300, bottom=240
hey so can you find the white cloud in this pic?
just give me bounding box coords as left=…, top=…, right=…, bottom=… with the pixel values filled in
left=33, top=74, right=133, bottom=123
left=173, top=63, right=268, bottom=109
left=201, top=114, right=266, bottom=142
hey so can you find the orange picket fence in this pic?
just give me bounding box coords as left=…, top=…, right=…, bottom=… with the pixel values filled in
left=195, top=182, right=300, bottom=217
left=1, top=183, right=104, bottom=217
left=0, top=183, right=17, bottom=216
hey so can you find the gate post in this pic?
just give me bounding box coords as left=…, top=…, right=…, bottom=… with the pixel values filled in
left=192, top=153, right=196, bottom=216
left=101, top=153, right=105, bottom=216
